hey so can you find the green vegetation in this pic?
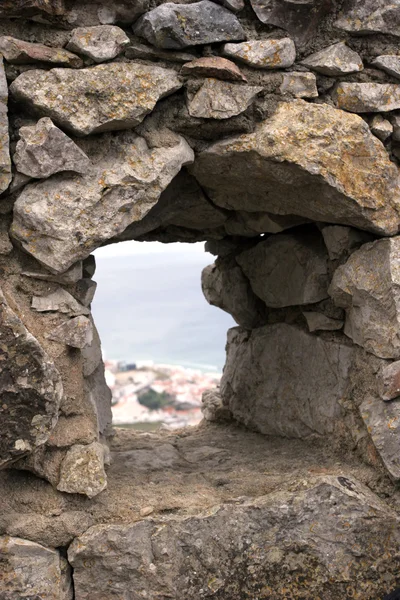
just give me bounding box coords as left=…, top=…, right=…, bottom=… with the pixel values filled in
left=138, top=388, right=175, bottom=410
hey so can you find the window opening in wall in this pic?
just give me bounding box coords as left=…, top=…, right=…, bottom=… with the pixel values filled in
left=92, top=240, right=233, bottom=432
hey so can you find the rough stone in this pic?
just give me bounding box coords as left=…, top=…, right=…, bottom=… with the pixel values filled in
left=82, top=321, right=102, bottom=377
left=10, top=63, right=183, bottom=136
left=133, top=1, right=245, bottom=50
left=223, top=38, right=296, bottom=69
left=181, top=56, right=247, bottom=82
left=223, top=211, right=307, bottom=237
left=22, top=262, right=83, bottom=285
left=303, top=311, right=344, bottom=333
left=66, top=25, right=130, bottom=63
left=191, top=100, right=400, bottom=236
left=212, top=0, right=244, bottom=12
left=360, top=395, right=400, bottom=480
left=371, top=55, right=400, bottom=80
left=48, top=316, right=93, bottom=349
left=0, top=220, right=12, bottom=255
left=334, top=82, right=400, bottom=113
left=125, top=42, right=196, bottom=63
left=390, top=113, right=400, bottom=142
left=370, top=114, right=393, bottom=141
left=96, top=0, right=149, bottom=25
left=329, top=237, right=400, bottom=359
left=221, top=323, right=355, bottom=438
left=32, top=289, right=89, bottom=317
left=0, top=57, right=12, bottom=196
left=380, top=360, right=400, bottom=401
left=321, top=225, right=373, bottom=261
left=57, top=441, right=107, bottom=498
left=335, top=0, right=400, bottom=37
left=187, top=78, right=263, bottom=120
left=236, top=231, right=329, bottom=308
left=85, top=362, right=112, bottom=434
left=12, top=132, right=194, bottom=273
left=0, top=288, right=63, bottom=468
left=201, top=388, right=232, bottom=422
left=202, top=257, right=267, bottom=329
left=14, top=117, right=91, bottom=179
left=0, top=536, right=72, bottom=600
left=0, top=36, right=82, bottom=68
left=47, top=414, right=97, bottom=448
left=279, top=71, right=318, bottom=98
left=74, top=278, right=97, bottom=307
left=301, top=42, right=363, bottom=76
left=0, top=0, right=65, bottom=18
left=68, top=475, right=400, bottom=599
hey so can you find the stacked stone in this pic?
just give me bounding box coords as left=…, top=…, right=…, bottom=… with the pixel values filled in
left=1, top=0, right=400, bottom=597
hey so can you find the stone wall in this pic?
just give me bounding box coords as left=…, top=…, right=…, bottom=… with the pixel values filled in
left=1, top=0, right=400, bottom=597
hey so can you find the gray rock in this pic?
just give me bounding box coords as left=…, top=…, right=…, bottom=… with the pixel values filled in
left=0, top=536, right=72, bottom=600
left=250, top=0, right=335, bottom=47
left=68, top=475, right=400, bottom=599
left=201, top=389, right=232, bottom=422
left=187, top=79, right=263, bottom=120
left=221, top=323, right=355, bottom=438
left=202, top=258, right=267, bottom=328
left=329, top=237, right=400, bottom=359
left=66, top=25, right=130, bottom=63
left=22, top=262, right=83, bottom=285
left=360, top=395, right=400, bottom=480
left=32, top=289, right=89, bottom=317
left=371, top=55, right=400, bottom=80
left=10, top=63, right=183, bottom=136
left=85, top=363, right=112, bottom=434
left=0, top=288, right=63, bottom=468
left=0, top=220, right=12, bottom=255
left=82, top=322, right=102, bottom=377
left=335, top=0, right=400, bottom=37
left=380, top=360, right=400, bottom=401
left=133, top=1, right=245, bottom=49
left=57, top=441, right=107, bottom=498
left=334, top=82, right=400, bottom=113
left=236, top=231, right=329, bottom=308
left=301, top=42, right=363, bottom=76
left=181, top=57, right=247, bottom=82
left=279, top=71, right=318, bottom=98
left=14, top=117, right=91, bottom=179
left=48, top=316, right=93, bottom=349
left=303, top=311, right=344, bottom=332
left=321, top=225, right=373, bottom=261
left=0, top=57, right=11, bottom=196
left=390, top=113, right=400, bottom=142
left=0, top=36, right=82, bottom=68
left=74, top=278, right=97, bottom=307
left=370, top=114, right=393, bottom=141
left=212, top=0, right=244, bottom=12
left=47, top=414, right=98, bottom=448
left=96, top=0, right=149, bottom=25
left=125, top=42, right=196, bottom=63
left=12, top=132, right=194, bottom=273
left=191, top=100, right=400, bottom=236
left=223, top=38, right=296, bottom=69
left=0, top=0, right=65, bottom=18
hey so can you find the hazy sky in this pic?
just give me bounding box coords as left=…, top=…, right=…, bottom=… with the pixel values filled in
left=94, top=240, right=207, bottom=258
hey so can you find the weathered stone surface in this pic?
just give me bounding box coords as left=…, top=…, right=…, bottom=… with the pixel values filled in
left=57, top=441, right=107, bottom=498
left=0, top=288, right=63, bottom=468
left=302, top=42, right=363, bottom=76
left=201, top=388, right=232, bottom=422
left=0, top=57, right=12, bottom=196
left=85, top=362, right=112, bottom=434
left=303, top=311, right=344, bottom=332
left=250, top=0, right=334, bottom=47
left=0, top=220, right=12, bottom=255
left=360, top=395, right=400, bottom=480
left=221, top=323, right=354, bottom=438
left=202, top=258, right=266, bottom=328
left=125, top=42, right=196, bottom=63
left=279, top=71, right=318, bottom=98
left=82, top=322, right=102, bottom=377
left=96, top=0, right=149, bottom=25
left=68, top=474, right=400, bottom=599
left=335, top=82, right=400, bottom=113
left=10, top=63, right=183, bottom=136
left=0, top=36, right=82, bottom=68
left=75, top=278, right=97, bottom=307
left=370, top=114, right=393, bottom=141
left=236, top=231, right=329, bottom=308
left=12, top=132, right=194, bottom=273
left=223, top=38, right=296, bottom=69
left=335, top=0, right=400, bottom=37
left=181, top=57, right=247, bottom=82
left=321, top=225, right=373, bottom=261
left=0, top=536, right=72, bottom=600
left=22, top=262, right=83, bottom=285
left=380, top=360, right=400, bottom=401
left=14, top=117, right=91, bottom=179
left=371, top=55, right=400, bottom=80
left=32, top=289, right=89, bottom=317
left=187, top=79, right=262, bottom=120
left=213, top=0, right=244, bottom=12
left=66, top=25, right=130, bottom=63
left=0, top=0, right=65, bottom=18
left=329, top=237, right=400, bottom=359
left=48, top=414, right=97, bottom=448
left=191, top=100, right=400, bottom=235
left=48, top=316, right=93, bottom=348
left=133, top=1, right=245, bottom=50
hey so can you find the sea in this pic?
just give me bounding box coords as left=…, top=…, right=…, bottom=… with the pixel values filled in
left=91, top=242, right=235, bottom=372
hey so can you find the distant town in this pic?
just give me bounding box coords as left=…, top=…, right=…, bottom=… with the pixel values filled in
left=105, top=360, right=221, bottom=430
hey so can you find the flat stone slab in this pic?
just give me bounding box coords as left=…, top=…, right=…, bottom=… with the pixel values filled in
left=181, top=56, right=247, bottom=82
left=10, top=63, right=183, bottom=136
left=223, top=38, right=296, bottom=69
left=0, top=36, right=82, bottom=67
left=335, top=82, right=400, bottom=113
left=301, top=42, right=363, bottom=76
left=187, top=78, right=262, bottom=119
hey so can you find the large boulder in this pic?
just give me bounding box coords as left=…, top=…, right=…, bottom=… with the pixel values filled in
left=11, top=131, right=194, bottom=273
left=329, top=237, right=400, bottom=359
left=191, top=100, right=400, bottom=235
left=10, top=63, right=183, bottom=136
